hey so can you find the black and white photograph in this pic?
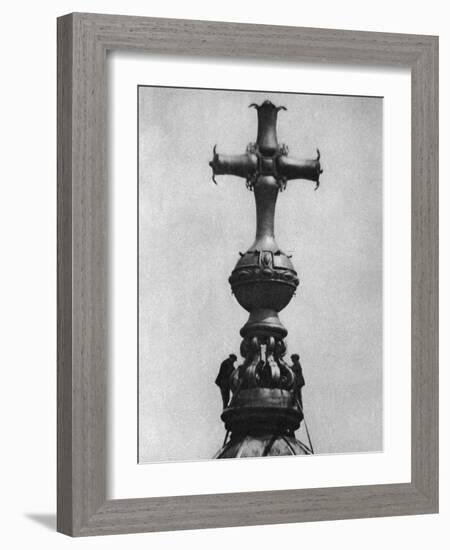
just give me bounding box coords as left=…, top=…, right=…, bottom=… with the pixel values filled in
left=138, top=86, right=383, bottom=463
left=0, top=0, right=444, bottom=545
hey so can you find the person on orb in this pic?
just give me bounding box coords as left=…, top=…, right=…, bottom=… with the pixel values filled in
left=215, top=354, right=237, bottom=409
left=291, top=353, right=305, bottom=409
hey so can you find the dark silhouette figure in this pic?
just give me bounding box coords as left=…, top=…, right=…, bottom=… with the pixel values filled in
left=215, top=354, right=237, bottom=409
left=291, top=354, right=305, bottom=409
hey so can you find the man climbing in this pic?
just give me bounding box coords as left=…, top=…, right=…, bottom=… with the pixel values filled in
left=215, top=354, right=237, bottom=409
left=290, top=353, right=305, bottom=409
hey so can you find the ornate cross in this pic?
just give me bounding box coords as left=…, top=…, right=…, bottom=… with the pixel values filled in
left=210, top=100, right=322, bottom=191
left=211, top=100, right=322, bottom=457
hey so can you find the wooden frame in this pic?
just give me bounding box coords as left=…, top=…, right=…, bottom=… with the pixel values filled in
left=57, top=12, right=438, bottom=536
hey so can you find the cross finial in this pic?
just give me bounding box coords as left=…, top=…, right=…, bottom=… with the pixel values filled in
left=211, top=100, right=321, bottom=456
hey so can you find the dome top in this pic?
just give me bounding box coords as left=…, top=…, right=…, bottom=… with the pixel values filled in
left=214, top=433, right=311, bottom=459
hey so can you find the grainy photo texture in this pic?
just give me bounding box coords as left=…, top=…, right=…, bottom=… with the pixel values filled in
left=138, top=86, right=382, bottom=463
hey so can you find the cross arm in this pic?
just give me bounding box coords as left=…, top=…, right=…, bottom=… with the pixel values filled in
left=209, top=145, right=258, bottom=184
left=278, top=149, right=323, bottom=190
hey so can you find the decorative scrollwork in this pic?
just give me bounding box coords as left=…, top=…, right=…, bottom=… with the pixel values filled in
left=228, top=335, right=300, bottom=396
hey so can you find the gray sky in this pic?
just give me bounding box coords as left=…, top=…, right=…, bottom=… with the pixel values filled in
left=138, top=86, right=383, bottom=463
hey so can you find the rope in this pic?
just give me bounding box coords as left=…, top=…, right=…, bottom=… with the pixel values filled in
left=281, top=434, right=299, bottom=455
left=295, top=397, right=315, bottom=454
left=222, top=429, right=230, bottom=447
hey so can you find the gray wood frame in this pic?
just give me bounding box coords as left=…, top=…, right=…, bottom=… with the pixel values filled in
left=57, top=12, right=438, bottom=537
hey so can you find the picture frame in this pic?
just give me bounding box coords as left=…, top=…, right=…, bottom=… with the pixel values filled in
left=57, top=12, right=438, bottom=536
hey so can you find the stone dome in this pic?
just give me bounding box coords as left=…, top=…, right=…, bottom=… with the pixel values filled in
left=214, top=433, right=311, bottom=459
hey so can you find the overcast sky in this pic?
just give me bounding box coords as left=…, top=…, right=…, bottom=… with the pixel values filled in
left=138, top=86, right=383, bottom=463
